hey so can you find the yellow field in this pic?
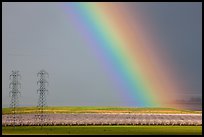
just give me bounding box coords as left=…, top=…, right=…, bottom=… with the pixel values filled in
left=2, top=106, right=201, bottom=114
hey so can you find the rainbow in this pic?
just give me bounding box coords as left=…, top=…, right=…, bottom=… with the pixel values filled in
left=62, top=2, right=183, bottom=108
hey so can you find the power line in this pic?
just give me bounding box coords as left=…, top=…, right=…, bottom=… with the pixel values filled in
left=7, top=70, right=21, bottom=127
left=35, top=70, right=49, bottom=129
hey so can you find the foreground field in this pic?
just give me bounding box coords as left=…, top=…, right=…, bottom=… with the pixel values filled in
left=2, top=126, right=202, bottom=135
left=2, top=106, right=201, bottom=114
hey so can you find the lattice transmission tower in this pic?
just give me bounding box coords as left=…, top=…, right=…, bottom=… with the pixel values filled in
left=36, top=70, right=49, bottom=128
left=8, top=70, right=21, bottom=127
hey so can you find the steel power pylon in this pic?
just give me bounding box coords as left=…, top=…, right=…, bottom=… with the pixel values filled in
left=8, top=70, right=21, bottom=127
left=36, top=70, right=49, bottom=128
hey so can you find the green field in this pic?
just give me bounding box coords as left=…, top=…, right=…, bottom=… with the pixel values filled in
left=2, top=106, right=201, bottom=114
left=2, top=126, right=202, bottom=135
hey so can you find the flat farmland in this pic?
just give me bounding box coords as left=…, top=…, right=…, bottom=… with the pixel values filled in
left=2, top=106, right=202, bottom=135
left=2, top=106, right=202, bottom=126
left=2, top=106, right=202, bottom=114
left=2, top=126, right=202, bottom=135
left=2, top=113, right=202, bottom=126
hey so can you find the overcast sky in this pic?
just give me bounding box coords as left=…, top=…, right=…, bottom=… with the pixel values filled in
left=2, top=2, right=202, bottom=108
